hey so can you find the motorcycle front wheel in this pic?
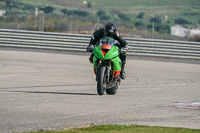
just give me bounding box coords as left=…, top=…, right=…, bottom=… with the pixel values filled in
left=97, top=66, right=107, bottom=95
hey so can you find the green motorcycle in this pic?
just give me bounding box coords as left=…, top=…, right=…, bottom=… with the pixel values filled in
left=92, top=37, right=122, bottom=95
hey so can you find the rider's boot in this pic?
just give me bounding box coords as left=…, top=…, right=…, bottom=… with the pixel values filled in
left=120, top=66, right=126, bottom=79
left=120, top=52, right=126, bottom=80
left=89, top=53, right=94, bottom=64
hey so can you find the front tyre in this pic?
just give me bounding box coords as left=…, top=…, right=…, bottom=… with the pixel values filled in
left=97, top=66, right=107, bottom=95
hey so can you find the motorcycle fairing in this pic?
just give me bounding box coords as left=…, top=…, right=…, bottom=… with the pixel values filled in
left=92, top=37, right=122, bottom=77
left=111, top=56, right=122, bottom=71
left=93, top=55, right=122, bottom=77
left=93, top=45, right=120, bottom=60
left=93, top=45, right=104, bottom=59
left=104, top=46, right=120, bottom=60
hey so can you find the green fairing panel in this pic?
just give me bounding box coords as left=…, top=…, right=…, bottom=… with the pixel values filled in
left=93, top=56, right=98, bottom=69
left=104, top=46, right=120, bottom=60
left=93, top=55, right=122, bottom=71
left=93, top=45, right=103, bottom=59
left=93, top=44, right=121, bottom=71
left=112, top=56, right=122, bottom=71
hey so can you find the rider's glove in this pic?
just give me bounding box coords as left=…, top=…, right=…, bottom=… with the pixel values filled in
left=120, top=45, right=128, bottom=54
left=87, top=44, right=94, bottom=52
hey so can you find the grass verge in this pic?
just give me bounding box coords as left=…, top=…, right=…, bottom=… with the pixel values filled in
left=23, top=125, right=200, bottom=133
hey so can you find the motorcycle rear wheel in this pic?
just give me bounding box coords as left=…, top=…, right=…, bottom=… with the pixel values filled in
left=106, top=85, right=118, bottom=95
left=97, top=66, right=106, bottom=95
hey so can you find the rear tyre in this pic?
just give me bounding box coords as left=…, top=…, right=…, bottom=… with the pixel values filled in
left=97, top=66, right=106, bottom=95
left=106, top=85, right=118, bottom=95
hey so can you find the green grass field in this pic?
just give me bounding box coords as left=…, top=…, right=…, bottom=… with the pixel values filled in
left=1, top=0, right=200, bottom=26
left=0, top=0, right=199, bottom=40
left=23, top=125, right=200, bottom=133
left=18, top=0, right=200, bottom=23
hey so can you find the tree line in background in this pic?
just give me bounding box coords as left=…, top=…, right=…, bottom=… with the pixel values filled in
left=0, top=0, right=199, bottom=40
left=29, top=6, right=193, bottom=33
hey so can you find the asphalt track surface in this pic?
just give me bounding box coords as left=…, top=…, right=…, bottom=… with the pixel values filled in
left=0, top=49, right=200, bottom=133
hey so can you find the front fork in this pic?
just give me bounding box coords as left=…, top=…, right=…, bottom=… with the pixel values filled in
left=105, top=67, right=110, bottom=82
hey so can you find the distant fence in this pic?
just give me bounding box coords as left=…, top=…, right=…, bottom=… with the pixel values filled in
left=0, top=29, right=200, bottom=59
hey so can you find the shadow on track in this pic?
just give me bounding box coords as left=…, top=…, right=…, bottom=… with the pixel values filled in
left=0, top=84, right=96, bottom=90
left=8, top=90, right=97, bottom=96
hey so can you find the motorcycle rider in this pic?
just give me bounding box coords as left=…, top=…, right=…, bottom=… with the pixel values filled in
left=87, top=22, right=128, bottom=79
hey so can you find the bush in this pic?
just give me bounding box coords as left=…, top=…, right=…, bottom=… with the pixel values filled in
left=71, top=10, right=89, bottom=17
left=100, top=15, right=110, bottom=20
left=6, top=0, right=15, bottom=10
left=147, top=23, right=170, bottom=33
left=175, top=18, right=189, bottom=25
left=96, top=10, right=109, bottom=20
left=155, top=24, right=170, bottom=33
left=150, top=16, right=161, bottom=24
left=87, top=2, right=92, bottom=8
left=137, top=12, right=145, bottom=19
left=61, top=9, right=68, bottom=14
left=135, top=21, right=144, bottom=29
left=97, top=10, right=105, bottom=17
left=117, top=13, right=130, bottom=21
left=40, top=6, right=54, bottom=14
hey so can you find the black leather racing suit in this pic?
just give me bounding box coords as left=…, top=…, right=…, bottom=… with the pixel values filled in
left=88, top=28, right=128, bottom=66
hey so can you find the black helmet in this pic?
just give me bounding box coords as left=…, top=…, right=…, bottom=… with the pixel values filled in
left=104, top=22, right=117, bottom=36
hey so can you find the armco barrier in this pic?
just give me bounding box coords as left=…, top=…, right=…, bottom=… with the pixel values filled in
left=0, top=29, right=200, bottom=59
